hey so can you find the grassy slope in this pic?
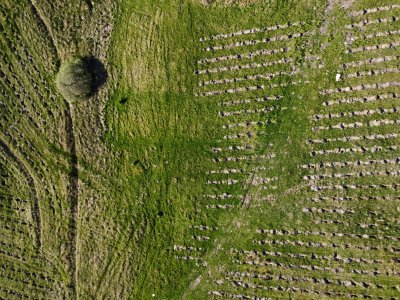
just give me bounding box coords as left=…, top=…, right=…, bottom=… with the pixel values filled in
left=104, top=1, right=326, bottom=299
left=1, top=0, right=399, bottom=299
left=182, top=0, right=400, bottom=299
left=181, top=1, right=326, bottom=298
left=109, top=0, right=399, bottom=298
left=103, top=1, right=213, bottom=299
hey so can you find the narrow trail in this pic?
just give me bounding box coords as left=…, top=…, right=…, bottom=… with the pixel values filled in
left=65, top=102, right=79, bottom=300
left=0, top=138, right=42, bottom=251
left=30, top=0, right=61, bottom=59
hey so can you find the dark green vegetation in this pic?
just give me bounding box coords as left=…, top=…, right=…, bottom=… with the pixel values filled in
left=1, top=0, right=400, bottom=299
left=56, top=57, right=94, bottom=101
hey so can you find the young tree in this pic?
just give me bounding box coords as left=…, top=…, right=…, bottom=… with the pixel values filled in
left=56, top=57, right=94, bottom=101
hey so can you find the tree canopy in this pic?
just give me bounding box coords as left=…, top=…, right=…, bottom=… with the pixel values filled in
left=56, top=57, right=94, bottom=101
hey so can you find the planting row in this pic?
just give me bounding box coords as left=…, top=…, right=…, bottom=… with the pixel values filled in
left=0, top=203, right=27, bottom=213
left=341, top=55, right=399, bottom=69
left=209, top=290, right=271, bottom=300
left=303, top=206, right=349, bottom=214
left=205, top=204, right=241, bottom=210
left=202, top=32, right=308, bottom=52
left=174, top=255, right=206, bottom=267
left=232, top=257, right=398, bottom=277
left=307, top=132, right=398, bottom=145
left=220, top=106, right=276, bottom=118
left=256, top=228, right=400, bottom=241
left=253, top=238, right=396, bottom=253
left=313, top=119, right=400, bottom=130
left=175, top=253, right=202, bottom=261
left=320, top=81, right=400, bottom=95
left=225, top=271, right=393, bottom=291
left=204, top=193, right=243, bottom=200
left=312, top=106, right=400, bottom=121
left=218, top=281, right=388, bottom=299
left=199, top=69, right=297, bottom=87
left=350, top=4, right=400, bottom=17
left=0, top=287, right=35, bottom=300
left=196, top=58, right=293, bottom=75
left=345, top=41, right=400, bottom=54
left=0, top=263, right=56, bottom=286
left=314, top=219, right=398, bottom=231
left=213, top=154, right=275, bottom=163
left=344, top=16, right=399, bottom=30
left=207, top=166, right=267, bottom=175
left=174, top=245, right=203, bottom=252
left=223, top=131, right=267, bottom=140
left=1, top=28, right=55, bottom=90
left=351, top=29, right=400, bottom=43
left=312, top=121, right=362, bottom=131
left=310, top=183, right=400, bottom=192
left=212, top=145, right=255, bottom=153
left=196, top=80, right=306, bottom=97
left=222, top=120, right=271, bottom=129
left=1, top=64, right=49, bottom=130
left=342, top=68, right=400, bottom=79
left=0, top=272, right=54, bottom=294
left=303, top=170, right=400, bottom=181
left=192, top=225, right=217, bottom=231
left=0, top=242, right=32, bottom=261
left=197, top=47, right=291, bottom=65
left=199, top=21, right=305, bottom=42
left=322, top=92, right=399, bottom=106
left=207, top=177, right=276, bottom=186
left=0, top=214, right=32, bottom=227
left=221, top=95, right=282, bottom=106
left=301, top=156, right=400, bottom=170
left=0, top=247, right=30, bottom=262
left=310, top=195, right=400, bottom=203
left=343, top=68, right=400, bottom=80
left=2, top=126, right=59, bottom=200
left=234, top=248, right=386, bottom=264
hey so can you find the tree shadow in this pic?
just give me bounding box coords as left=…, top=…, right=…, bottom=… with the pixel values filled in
left=82, top=56, right=108, bottom=96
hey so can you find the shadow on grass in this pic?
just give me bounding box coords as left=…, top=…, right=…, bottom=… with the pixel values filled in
left=83, top=56, right=108, bottom=96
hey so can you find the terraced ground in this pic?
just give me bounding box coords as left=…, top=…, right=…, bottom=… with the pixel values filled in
left=0, top=0, right=399, bottom=299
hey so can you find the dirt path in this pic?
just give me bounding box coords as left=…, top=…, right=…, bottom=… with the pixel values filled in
left=320, top=0, right=355, bottom=34
left=0, top=138, right=42, bottom=250
left=64, top=102, right=79, bottom=300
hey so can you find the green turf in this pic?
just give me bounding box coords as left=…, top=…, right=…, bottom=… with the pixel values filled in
left=1, top=0, right=399, bottom=299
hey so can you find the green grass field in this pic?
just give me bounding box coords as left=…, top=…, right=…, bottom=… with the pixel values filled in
left=1, top=0, right=399, bottom=299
